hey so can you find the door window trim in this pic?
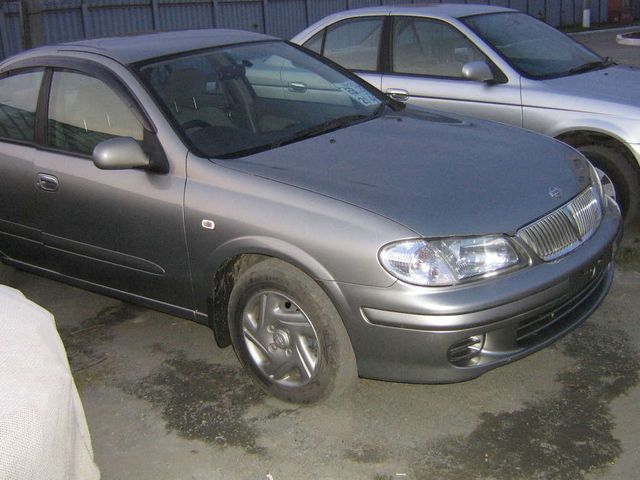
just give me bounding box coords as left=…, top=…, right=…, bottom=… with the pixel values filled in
left=0, top=67, right=46, bottom=148
left=5, top=56, right=155, bottom=134
left=44, top=67, right=148, bottom=159
left=322, top=16, right=386, bottom=74
left=388, top=15, right=504, bottom=82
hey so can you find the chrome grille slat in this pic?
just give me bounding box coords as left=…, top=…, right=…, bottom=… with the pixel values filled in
left=568, top=188, right=602, bottom=241
left=517, top=187, right=602, bottom=261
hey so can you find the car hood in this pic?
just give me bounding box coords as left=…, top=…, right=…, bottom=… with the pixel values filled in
left=526, top=65, right=640, bottom=119
left=215, top=108, right=590, bottom=237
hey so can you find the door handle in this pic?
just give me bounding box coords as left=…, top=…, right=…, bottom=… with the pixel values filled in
left=288, top=82, right=307, bottom=93
left=386, top=88, right=409, bottom=102
left=36, top=173, right=59, bottom=192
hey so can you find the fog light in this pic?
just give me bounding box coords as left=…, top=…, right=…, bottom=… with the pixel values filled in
left=448, top=335, right=485, bottom=365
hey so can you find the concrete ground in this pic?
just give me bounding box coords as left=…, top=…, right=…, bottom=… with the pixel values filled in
left=572, top=26, right=640, bottom=66
left=2, top=29, right=640, bottom=480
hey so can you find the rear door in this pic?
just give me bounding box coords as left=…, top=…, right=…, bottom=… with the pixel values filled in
left=33, top=63, right=193, bottom=308
left=0, top=68, right=44, bottom=264
left=381, top=16, right=522, bottom=126
left=302, top=16, right=385, bottom=90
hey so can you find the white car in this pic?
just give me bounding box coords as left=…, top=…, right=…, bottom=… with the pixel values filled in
left=292, top=4, right=640, bottom=225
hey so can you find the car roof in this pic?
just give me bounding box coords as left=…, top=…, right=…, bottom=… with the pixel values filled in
left=317, top=4, right=513, bottom=20
left=9, top=29, right=277, bottom=66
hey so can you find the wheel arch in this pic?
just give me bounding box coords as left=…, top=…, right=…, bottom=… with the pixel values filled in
left=556, top=129, right=640, bottom=223
left=555, top=128, right=640, bottom=192
left=555, top=129, right=637, bottom=164
left=202, top=236, right=339, bottom=348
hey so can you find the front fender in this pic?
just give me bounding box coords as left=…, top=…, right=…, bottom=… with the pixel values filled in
left=525, top=106, right=640, bottom=147
left=184, top=155, right=413, bottom=314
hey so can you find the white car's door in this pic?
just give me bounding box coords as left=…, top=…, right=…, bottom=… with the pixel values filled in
left=380, top=16, right=522, bottom=126
left=302, top=16, right=385, bottom=91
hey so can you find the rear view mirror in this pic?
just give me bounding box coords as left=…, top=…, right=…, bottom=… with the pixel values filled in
left=217, top=64, right=246, bottom=80
left=462, top=61, right=495, bottom=83
left=92, top=137, right=150, bottom=170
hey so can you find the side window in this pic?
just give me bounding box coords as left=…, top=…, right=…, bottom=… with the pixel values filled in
left=324, top=17, right=383, bottom=71
left=0, top=70, right=43, bottom=142
left=303, top=31, right=324, bottom=54
left=47, top=71, right=143, bottom=156
left=392, top=17, right=486, bottom=78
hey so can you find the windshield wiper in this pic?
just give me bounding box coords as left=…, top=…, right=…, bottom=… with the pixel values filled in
left=567, top=58, right=615, bottom=76
left=271, top=113, right=374, bottom=148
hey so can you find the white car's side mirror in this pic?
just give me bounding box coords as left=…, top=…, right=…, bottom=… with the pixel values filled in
left=462, top=61, right=495, bottom=83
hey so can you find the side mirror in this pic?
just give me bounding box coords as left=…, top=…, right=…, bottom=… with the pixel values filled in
left=92, top=137, right=150, bottom=170
left=462, top=61, right=495, bottom=83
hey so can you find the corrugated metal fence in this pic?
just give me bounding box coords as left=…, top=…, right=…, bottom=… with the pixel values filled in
left=0, top=0, right=620, bottom=60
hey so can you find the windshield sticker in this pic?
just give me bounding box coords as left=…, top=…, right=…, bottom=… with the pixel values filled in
left=335, top=81, right=379, bottom=106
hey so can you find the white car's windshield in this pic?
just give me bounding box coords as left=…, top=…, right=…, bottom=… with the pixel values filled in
left=462, top=12, right=607, bottom=78
left=136, top=41, right=385, bottom=158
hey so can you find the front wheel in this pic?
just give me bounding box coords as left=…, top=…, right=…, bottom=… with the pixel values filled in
left=577, top=144, right=639, bottom=225
left=228, top=259, right=358, bottom=403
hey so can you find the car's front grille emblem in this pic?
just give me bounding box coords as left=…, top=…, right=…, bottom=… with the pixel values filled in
left=548, top=186, right=563, bottom=199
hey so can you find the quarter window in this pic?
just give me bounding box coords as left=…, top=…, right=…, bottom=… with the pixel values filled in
left=0, top=70, right=43, bottom=142
left=392, top=17, right=485, bottom=78
left=303, top=31, right=324, bottom=55
left=324, top=17, right=383, bottom=71
left=47, top=71, right=143, bottom=156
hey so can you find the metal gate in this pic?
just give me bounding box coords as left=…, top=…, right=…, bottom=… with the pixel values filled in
left=0, top=0, right=615, bottom=62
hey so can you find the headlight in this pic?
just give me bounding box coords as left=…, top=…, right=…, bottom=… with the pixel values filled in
left=379, top=236, right=525, bottom=287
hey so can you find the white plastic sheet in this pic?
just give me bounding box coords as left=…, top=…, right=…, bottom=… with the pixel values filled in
left=0, top=285, right=100, bottom=480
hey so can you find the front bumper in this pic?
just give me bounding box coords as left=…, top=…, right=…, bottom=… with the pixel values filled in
left=322, top=200, right=622, bottom=383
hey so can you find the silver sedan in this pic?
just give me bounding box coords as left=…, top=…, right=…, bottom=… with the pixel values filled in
left=292, top=4, right=640, bottom=225
left=0, top=29, right=622, bottom=404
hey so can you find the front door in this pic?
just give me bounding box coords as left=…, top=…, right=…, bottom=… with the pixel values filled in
left=381, top=17, right=522, bottom=126
left=34, top=67, right=193, bottom=307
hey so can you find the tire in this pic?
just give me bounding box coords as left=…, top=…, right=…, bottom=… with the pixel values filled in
left=228, top=258, right=358, bottom=404
left=577, top=144, right=639, bottom=226
left=0, top=261, right=16, bottom=285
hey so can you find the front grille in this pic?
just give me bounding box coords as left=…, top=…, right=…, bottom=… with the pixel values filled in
left=517, top=187, right=602, bottom=261
left=516, top=265, right=606, bottom=347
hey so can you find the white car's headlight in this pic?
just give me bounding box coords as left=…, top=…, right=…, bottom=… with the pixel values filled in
left=379, top=236, right=526, bottom=287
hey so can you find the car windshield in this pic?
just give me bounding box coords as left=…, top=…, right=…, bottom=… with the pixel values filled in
left=462, top=12, right=606, bottom=78
left=136, top=41, right=384, bottom=158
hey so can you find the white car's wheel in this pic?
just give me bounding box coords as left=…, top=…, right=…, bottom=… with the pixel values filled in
left=578, top=144, right=639, bottom=225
